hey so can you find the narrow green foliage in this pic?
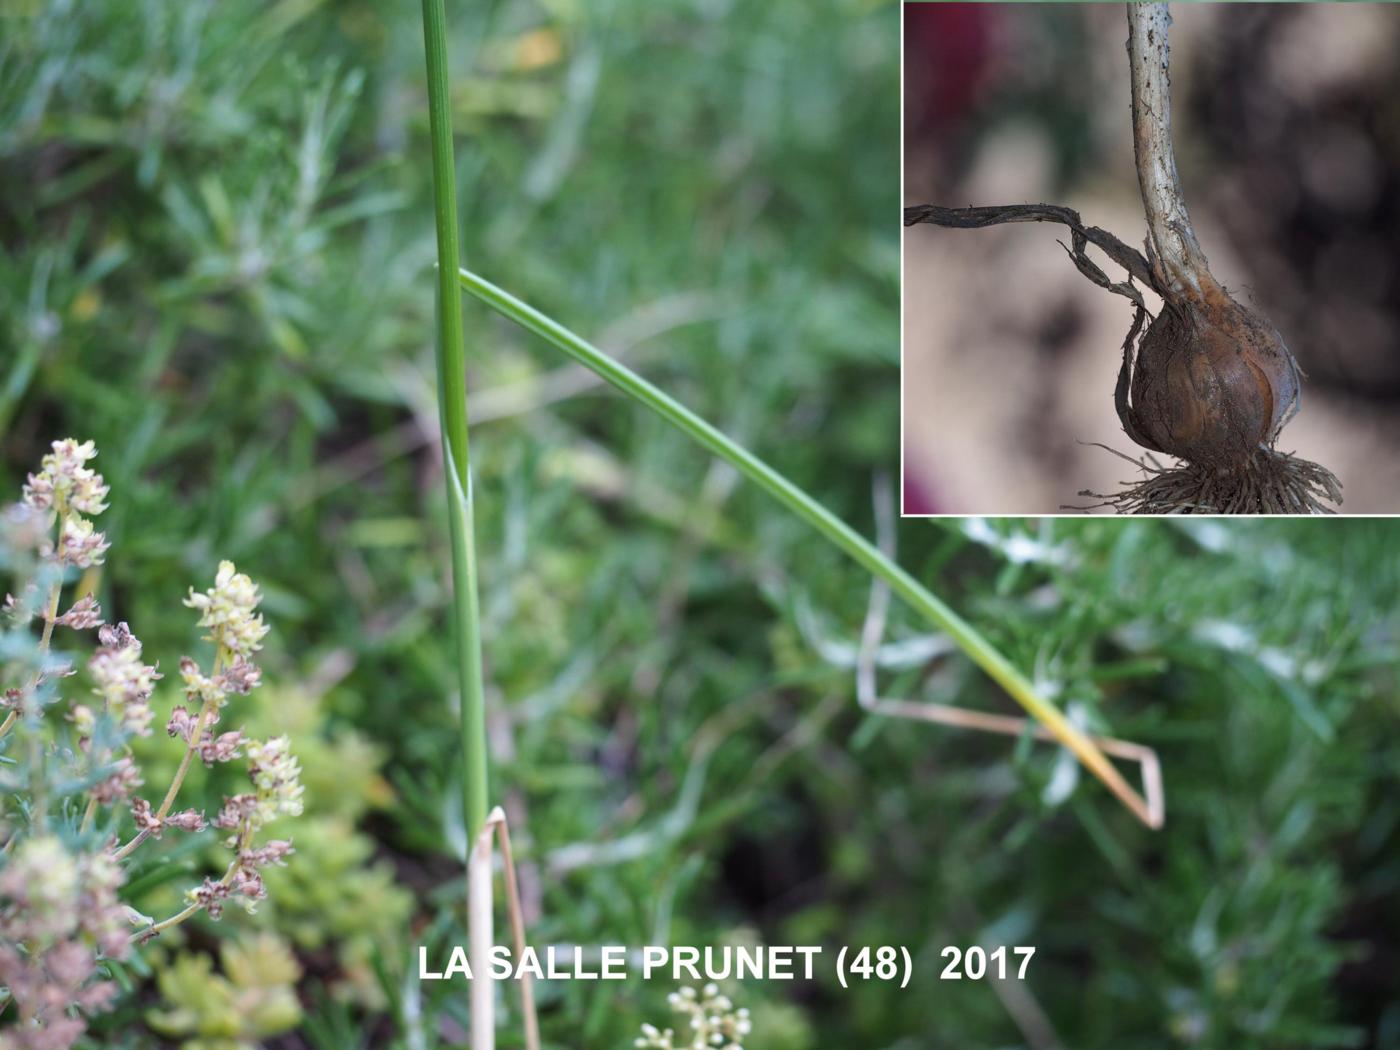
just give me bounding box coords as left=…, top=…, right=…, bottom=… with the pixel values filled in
left=420, top=0, right=489, bottom=841
left=456, top=268, right=1151, bottom=825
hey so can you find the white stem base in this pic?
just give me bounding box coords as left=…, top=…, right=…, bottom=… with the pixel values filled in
left=469, top=830, right=495, bottom=1050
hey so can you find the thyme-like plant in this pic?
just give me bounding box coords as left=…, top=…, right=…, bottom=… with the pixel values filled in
left=635, top=985, right=751, bottom=1050
left=0, top=439, right=301, bottom=1050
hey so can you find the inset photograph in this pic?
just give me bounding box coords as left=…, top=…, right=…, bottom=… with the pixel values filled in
left=902, top=3, right=1400, bottom=515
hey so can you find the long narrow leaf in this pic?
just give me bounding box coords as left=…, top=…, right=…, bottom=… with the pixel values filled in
left=421, top=3, right=497, bottom=1046
left=457, top=266, right=1159, bottom=829
left=421, top=0, right=489, bottom=840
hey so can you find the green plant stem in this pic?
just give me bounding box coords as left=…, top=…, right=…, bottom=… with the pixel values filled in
left=21, top=577, right=64, bottom=826
left=139, top=899, right=201, bottom=941
left=457, top=267, right=1158, bottom=829
left=0, top=579, right=59, bottom=744
left=154, top=687, right=217, bottom=821
left=158, top=649, right=225, bottom=820
left=421, top=0, right=489, bottom=842
left=111, top=827, right=150, bottom=861
left=115, top=650, right=226, bottom=861
left=80, top=795, right=98, bottom=833
left=37, top=580, right=61, bottom=651
left=138, top=821, right=252, bottom=941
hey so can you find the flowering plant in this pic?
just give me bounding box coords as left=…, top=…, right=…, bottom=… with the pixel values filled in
left=0, top=439, right=300, bottom=1050
left=635, top=985, right=751, bottom=1050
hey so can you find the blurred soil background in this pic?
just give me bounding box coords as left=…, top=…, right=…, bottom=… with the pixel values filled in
left=903, top=3, right=1400, bottom=514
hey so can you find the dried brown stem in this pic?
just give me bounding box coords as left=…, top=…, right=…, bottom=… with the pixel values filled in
left=903, top=4, right=1220, bottom=309
left=485, top=807, right=539, bottom=1050
left=1126, top=2, right=1221, bottom=305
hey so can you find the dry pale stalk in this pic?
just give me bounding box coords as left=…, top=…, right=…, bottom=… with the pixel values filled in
left=468, top=826, right=495, bottom=1050
left=1128, top=2, right=1217, bottom=304
left=857, top=478, right=1164, bottom=827
left=468, top=807, right=540, bottom=1050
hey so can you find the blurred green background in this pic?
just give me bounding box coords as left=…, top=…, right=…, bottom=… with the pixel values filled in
left=2, top=1, right=1399, bottom=1048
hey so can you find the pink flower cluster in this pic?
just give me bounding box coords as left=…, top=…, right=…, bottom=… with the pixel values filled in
left=1, top=440, right=303, bottom=1049
left=0, top=838, right=128, bottom=1050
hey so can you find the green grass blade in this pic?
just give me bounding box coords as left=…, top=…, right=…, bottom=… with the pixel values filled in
left=421, top=0, right=489, bottom=840
left=457, top=266, right=1158, bottom=829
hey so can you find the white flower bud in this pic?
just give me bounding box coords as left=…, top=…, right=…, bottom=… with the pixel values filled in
left=23, top=438, right=109, bottom=519
left=246, top=735, right=305, bottom=829
left=184, top=560, right=270, bottom=657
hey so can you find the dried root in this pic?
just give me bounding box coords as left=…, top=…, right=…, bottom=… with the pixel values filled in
left=1068, top=443, right=1342, bottom=515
